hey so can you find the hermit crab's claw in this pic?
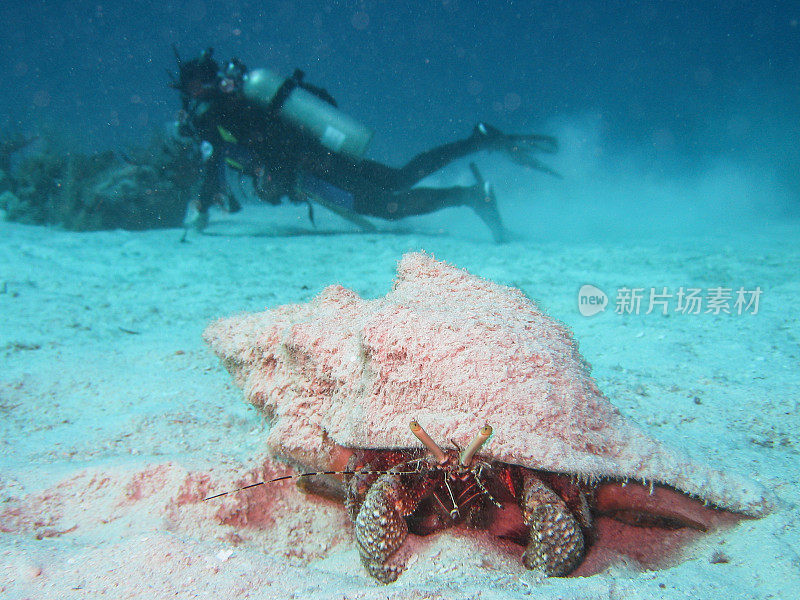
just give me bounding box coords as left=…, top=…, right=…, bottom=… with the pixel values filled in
left=520, top=471, right=585, bottom=576
left=460, top=425, right=493, bottom=467
left=410, top=420, right=447, bottom=464
left=350, top=444, right=437, bottom=583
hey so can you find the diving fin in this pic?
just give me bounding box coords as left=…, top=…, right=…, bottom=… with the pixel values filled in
left=473, top=122, right=561, bottom=178
left=505, top=151, right=563, bottom=179
left=469, top=162, right=507, bottom=244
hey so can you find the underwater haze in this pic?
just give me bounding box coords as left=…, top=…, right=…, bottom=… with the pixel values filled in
left=2, top=1, right=799, bottom=239
left=1, top=2, right=799, bottom=599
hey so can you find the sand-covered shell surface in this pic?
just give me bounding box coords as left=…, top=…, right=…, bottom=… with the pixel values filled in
left=203, top=252, right=772, bottom=517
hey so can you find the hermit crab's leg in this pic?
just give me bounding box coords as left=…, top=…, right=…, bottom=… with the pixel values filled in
left=353, top=469, right=434, bottom=583
left=519, top=471, right=585, bottom=576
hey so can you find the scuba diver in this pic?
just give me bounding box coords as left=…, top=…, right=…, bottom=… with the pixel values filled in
left=169, top=47, right=559, bottom=242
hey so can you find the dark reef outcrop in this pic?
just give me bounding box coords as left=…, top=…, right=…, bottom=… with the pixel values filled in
left=0, top=130, right=199, bottom=231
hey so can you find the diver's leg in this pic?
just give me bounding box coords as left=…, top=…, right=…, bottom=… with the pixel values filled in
left=184, top=152, right=247, bottom=230
left=183, top=154, right=223, bottom=230
left=393, top=132, right=497, bottom=188
left=355, top=186, right=473, bottom=219
left=355, top=181, right=507, bottom=243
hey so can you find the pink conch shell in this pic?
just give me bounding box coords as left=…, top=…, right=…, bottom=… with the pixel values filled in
left=204, top=252, right=773, bottom=517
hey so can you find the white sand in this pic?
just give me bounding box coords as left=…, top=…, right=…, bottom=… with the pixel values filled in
left=1, top=200, right=798, bottom=599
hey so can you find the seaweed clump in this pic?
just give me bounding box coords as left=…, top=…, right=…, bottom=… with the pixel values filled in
left=0, top=129, right=200, bottom=231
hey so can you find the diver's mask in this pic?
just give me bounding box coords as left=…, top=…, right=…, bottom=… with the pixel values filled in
left=218, top=58, right=247, bottom=94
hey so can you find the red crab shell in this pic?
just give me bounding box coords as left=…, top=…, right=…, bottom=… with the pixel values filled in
left=203, top=252, right=773, bottom=518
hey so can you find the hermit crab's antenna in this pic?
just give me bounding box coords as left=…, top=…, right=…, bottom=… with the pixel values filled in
left=410, top=420, right=447, bottom=464
left=460, top=425, right=493, bottom=467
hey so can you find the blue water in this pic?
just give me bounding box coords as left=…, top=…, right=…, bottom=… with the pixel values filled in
left=1, top=1, right=797, bottom=189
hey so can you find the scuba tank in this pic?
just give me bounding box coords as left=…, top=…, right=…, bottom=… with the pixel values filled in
left=243, top=68, right=373, bottom=159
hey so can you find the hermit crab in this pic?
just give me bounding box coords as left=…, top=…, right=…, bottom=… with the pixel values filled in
left=203, top=252, right=773, bottom=583
left=340, top=420, right=590, bottom=582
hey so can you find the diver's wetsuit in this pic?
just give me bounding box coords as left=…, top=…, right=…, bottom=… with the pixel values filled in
left=173, top=49, right=557, bottom=240
left=306, top=142, right=497, bottom=221
left=188, top=89, right=494, bottom=220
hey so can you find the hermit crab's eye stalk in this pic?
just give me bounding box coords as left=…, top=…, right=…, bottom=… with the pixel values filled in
left=460, top=424, right=493, bottom=466
left=410, top=420, right=447, bottom=464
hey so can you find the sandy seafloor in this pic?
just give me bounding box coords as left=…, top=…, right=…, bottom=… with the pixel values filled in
left=1, top=198, right=799, bottom=600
